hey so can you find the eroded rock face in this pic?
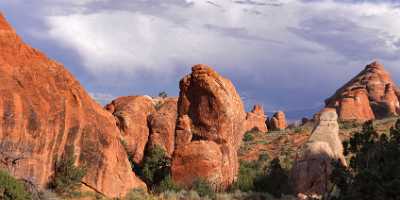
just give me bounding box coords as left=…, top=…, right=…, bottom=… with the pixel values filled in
left=268, top=111, right=287, bottom=130
left=326, top=61, right=400, bottom=121
left=291, top=108, right=347, bottom=197
left=0, top=14, right=145, bottom=197
left=244, top=105, right=268, bottom=132
left=105, top=96, right=156, bottom=164
left=147, top=97, right=178, bottom=157
left=171, top=64, right=246, bottom=190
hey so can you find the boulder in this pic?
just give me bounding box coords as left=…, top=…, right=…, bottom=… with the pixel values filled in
left=0, top=13, right=145, bottom=198
left=105, top=96, right=156, bottom=164
left=291, top=108, right=347, bottom=197
left=244, top=105, right=268, bottom=132
left=268, top=111, right=287, bottom=130
left=171, top=64, right=246, bottom=190
left=326, top=61, right=400, bottom=121
left=147, top=97, right=178, bottom=157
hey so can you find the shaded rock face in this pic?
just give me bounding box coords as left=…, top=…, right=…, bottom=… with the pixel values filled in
left=244, top=105, right=268, bottom=132
left=147, top=97, right=178, bottom=157
left=0, top=14, right=145, bottom=197
left=326, top=61, right=400, bottom=121
left=291, top=108, right=347, bottom=197
left=105, top=96, right=156, bottom=164
left=171, top=64, right=246, bottom=190
left=268, top=111, right=287, bottom=130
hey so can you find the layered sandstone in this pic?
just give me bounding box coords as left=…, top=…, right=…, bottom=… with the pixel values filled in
left=326, top=61, right=400, bottom=121
left=0, top=13, right=145, bottom=197
left=291, top=108, right=347, bottom=198
left=244, top=105, right=268, bottom=132
left=268, top=111, right=287, bottom=130
left=105, top=96, right=155, bottom=164
left=171, top=64, right=246, bottom=190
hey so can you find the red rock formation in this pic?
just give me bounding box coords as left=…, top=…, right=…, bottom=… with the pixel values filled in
left=326, top=61, right=400, bottom=121
left=268, top=111, right=287, bottom=130
left=171, top=64, right=246, bottom=190
left=0, top=13, right=145, bottom=197
left=292, top=108, right=347, bottom=198
left=105, top=96, right=156, bottom=164
left=244, top=105, right=268, bottom=132
left=147, top=97, right=178, bottom=157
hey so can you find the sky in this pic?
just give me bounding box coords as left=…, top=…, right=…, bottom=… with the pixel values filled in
left=1, top=0, right=400, bottom=120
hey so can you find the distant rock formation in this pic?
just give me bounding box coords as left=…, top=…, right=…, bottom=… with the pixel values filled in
left=291, top=108, right=347, bottom=198
left=105, top=96, right=156, bottom=164
left=244, top=105, right=268, bottom=132
left=147, top=97, right=178, bottom=157
left=171, top=64, right=246, bottom=190
left=105, top=96, right=178, bottom=160
left=0, top=13, right=145, bottom=197
left=267, top=111, right=287, bottom=130
left=326, top=61, right=400, bottom=121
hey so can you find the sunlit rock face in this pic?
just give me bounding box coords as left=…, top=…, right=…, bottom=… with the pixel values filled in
left=291, top=108, right=347, bottom=198
left=244, top=104, right=268, bottom=133
left=171, top=64, right=246, bottom=191
left=267, top=111, right=287, bottom=130
left=326, top=61, right=400, bottom=121
left=0, top=13, right=145, bottom=198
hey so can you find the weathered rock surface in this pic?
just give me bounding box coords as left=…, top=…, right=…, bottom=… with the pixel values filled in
left=244, top=105, right=268, bottom=132
left=171, top=64, right=246, bottom=190
left=291, top=108, right=347, bottom=197
left=105, top=96, right=156, bottom=164
left=0, top=13, right=145, bottom=197
left=268, top=111, right=287, bottom=130
left=326, top=61, right=400, bottom=121
left=147, top=97, right=178, bottom=157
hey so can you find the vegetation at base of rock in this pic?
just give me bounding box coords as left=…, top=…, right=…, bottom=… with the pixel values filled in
left=331, top=119, right=400, bottom=200
left=141, top=146, right=171, bottom=189
left=191, top=179, right=215, bottom=198
left=49, top=146, right=87, bottom=196
left=0, top=170, right=31, bottom=200
left=231, top=154, right=292, bottom=198
left=243, top=131, right=255, bottom=142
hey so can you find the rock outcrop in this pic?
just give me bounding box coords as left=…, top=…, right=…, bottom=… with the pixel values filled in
left=0, top=13, right=145, bottom=197
left=171, top=64, right=246, bottom=190
left=105, top=96, right=156, bottom=164
left=291, top=108, right=347, bottom=198
left=244, top=105, right=268, bottom=132
left=268, top=111, right=287, bottom=130
left=147, top=97, right=178, bottom=157
left=326, top=61, right=400, bottom=121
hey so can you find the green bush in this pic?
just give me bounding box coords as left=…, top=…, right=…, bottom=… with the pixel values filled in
left=141, top=146, right=171, bottom=187
left=191, top=179, right=215, bottom=198
left=243, top=132, right=255, bottom=142
left=49, top=146, right=87, bottom=196
left=154, top=175, right=181, bottom=193
left=254, top=158, right=292, bottom=197
left=331, top=120, right=400, bottom=200
left=0, top=170, right=31, bottom=200
left=231, top=154, right=269, bottom=192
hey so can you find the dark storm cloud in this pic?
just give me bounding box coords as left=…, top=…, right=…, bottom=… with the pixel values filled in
left=290, top=17, right=400, bottom=61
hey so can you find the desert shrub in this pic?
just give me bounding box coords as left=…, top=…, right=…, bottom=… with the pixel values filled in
left=339, top=120, right=360, bottom=130
left=231, top=154, right=269, bottom=192
left=254, top=158, right=292, bottom=198
left=49, top=146, right=87, bottom=196
left=125, top=189, right=157, bottom=200
left=243, top=132, right=255, bottom=142
left=191, top=179, right=215, bottom=198
left=331, top=120, right=400, bottom=200
left=0, top=170, right=31, bottom=200
left=158, top=91, right=168, bottom=99
left=141, top=146, right=171, bottom=188
left=154, top=175, right=181, bottom=193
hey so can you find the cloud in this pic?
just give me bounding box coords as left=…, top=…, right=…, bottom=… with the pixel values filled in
left=1, top=0, right=400, bottom=119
